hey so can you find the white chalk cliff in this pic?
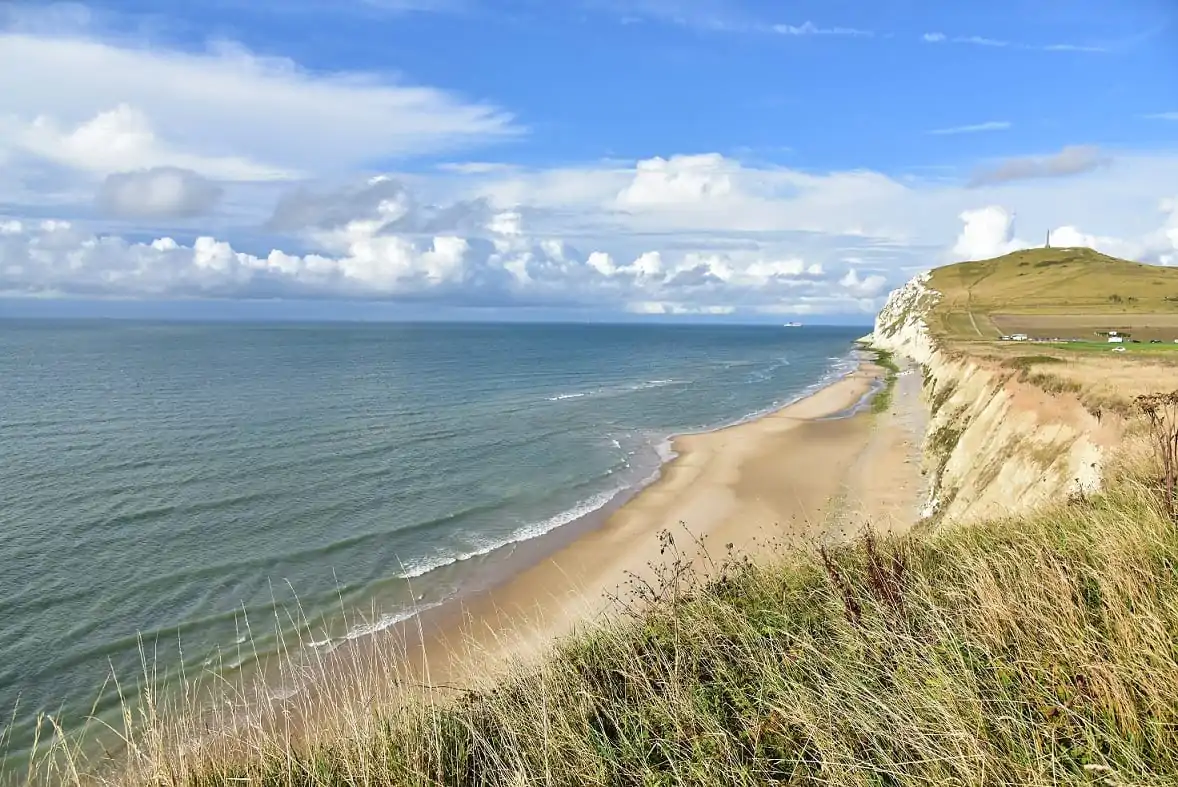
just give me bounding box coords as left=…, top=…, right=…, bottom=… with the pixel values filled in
left=871, top=271, right=1112, bottom=525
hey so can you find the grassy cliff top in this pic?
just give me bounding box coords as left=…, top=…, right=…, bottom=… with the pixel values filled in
left=925, top=247, right=1178, bottom=341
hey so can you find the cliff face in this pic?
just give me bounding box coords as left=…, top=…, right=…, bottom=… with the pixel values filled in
left=872, top=273, right=1111, bottom=524
left=869, top=271, right=939, bottom=367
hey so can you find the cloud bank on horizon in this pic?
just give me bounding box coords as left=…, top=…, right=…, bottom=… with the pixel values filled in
left=1, top=0, right=1176, bottom=320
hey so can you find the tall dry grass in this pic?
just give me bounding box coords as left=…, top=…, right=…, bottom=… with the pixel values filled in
left=11, top=476, right=1178, bottom=786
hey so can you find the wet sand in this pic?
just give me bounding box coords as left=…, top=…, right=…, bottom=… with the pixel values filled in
left=408, top=357, right=926, bottom=685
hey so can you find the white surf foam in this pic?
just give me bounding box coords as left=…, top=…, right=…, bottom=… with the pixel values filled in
left=393, top=487, right=625, bottom=581
left=307, top=600, right=447, bottom=652
left=546, top=379, right=683, bottom=403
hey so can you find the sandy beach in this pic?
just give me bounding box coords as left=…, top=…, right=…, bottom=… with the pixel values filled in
left=126, top=352, right=930, bottom=763
left=409, top=355, right=927, bottom=684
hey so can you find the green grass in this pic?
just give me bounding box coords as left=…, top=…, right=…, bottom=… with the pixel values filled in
left=925, top=248, right=1178, bottom=341
left=1045, top=341, right=1178, bottom=354
left=25, top=480, right=1178, bottom=786
left=869, top=349, right=900, bottom=415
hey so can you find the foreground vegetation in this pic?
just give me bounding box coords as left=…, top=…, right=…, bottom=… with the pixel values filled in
left=21, top=471, right=1178, bottom=786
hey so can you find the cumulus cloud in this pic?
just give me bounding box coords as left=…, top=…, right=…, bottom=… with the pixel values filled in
left=951, top=206, right=1026, bottom=261
left=838, top=268, right=888, bottom=296
left=96, top=167, right=223, bottom=219
left=969, top=145, right=1111, bottom=186
left=616, top=154, right=736, bottom=206
left=1045, top=200, right=1178, bottom=265
left=268, top=176, right=495, bottom=237
left=0, top=217, right=476, bottom=299
left=8, top=146, right=1178, bottom=315
left=0, top=193, right=878, bottom=316
left=950, top=200, right=1178, bottom=265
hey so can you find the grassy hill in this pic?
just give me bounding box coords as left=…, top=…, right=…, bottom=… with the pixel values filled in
left=926, top=247, right=1178, bottom=341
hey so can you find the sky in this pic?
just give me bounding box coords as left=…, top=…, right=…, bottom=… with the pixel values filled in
left=1, top=0, right=1177, bottom=323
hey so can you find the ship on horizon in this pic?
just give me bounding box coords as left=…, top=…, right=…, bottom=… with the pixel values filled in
left=782, top=321, right=803, bottom=328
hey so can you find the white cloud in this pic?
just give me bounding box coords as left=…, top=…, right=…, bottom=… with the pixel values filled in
left=0, top=217, right=476, bottom=298
left=921, top=33, right=1103, bottom=52
left=0, top=30, right=519, bottom=186
left=616, top=154, right=735, bottom=206
left=1146, top=112, right=1178, bottom=121
left=771, top=22, right=873, bottom=37
left=0, top=182, right=886, bottom=316
left=7, top=146, right=1178, bottom=315
left=838, top=268, right=888, bottom=296
left=928, top=121, right=1012, bottom=136
left=956, top=35, right=1008, bottom=47
left=626, top=301, right=737, bottom=315
left=950, top=200, right=1178, bottom=265
left=1044, top=43, right=1107, bottom=53
left=16, top=104, right=293, bottom=181
left=479, top=153, right=913, bottom=239
left=96, top=166, right=223, bottom=218
left=951, top=206, right=1025, bottom=261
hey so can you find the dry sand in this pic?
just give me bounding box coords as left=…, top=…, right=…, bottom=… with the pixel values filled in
left=411, top=357, right=928, bottom=683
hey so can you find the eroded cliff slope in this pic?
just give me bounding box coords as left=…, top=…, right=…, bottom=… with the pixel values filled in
left=871, top=271, right=1115, bottom=525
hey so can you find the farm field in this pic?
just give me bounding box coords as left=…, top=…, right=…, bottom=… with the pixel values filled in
left=990, top=314, right=1178, bottom=342
left=1044, top=340, right=1178, bottom=354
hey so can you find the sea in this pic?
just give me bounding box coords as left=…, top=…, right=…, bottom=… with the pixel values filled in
left=0, top=319, right=865, bottom=760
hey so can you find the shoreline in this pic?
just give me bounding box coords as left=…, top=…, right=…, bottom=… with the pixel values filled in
left=301, top=350, right=869, bottom=655
left=364, top=351, right=905, bottom=688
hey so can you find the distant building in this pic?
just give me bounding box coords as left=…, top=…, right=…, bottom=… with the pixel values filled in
left=1011, top=333, right=1028, bottom=341
left=1108, top=336, right=1124, bottom=343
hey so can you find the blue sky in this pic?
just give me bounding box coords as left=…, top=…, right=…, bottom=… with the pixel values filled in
left=1, top=0, right=1177, bottom=322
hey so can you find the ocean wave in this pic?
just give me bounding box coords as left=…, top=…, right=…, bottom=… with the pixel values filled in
left=394, top=487, right=624, bottom=581
left=546, top=379, right=683, bottom=403
left=547, top=392, right=588, bottom=401
left=301, top=486, right=626, bottom=651
left=305, top=601, right=446, bottom=653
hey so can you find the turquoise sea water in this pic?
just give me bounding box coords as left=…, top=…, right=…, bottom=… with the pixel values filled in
left=0, top=320, right=863, bottom=757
